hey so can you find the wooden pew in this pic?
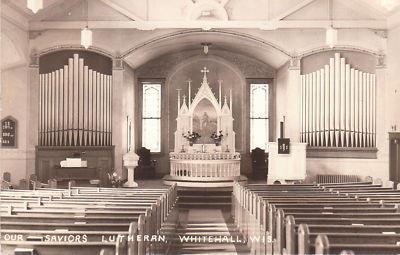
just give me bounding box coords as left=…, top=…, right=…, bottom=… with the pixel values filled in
left=296, top=223, right=400, bottom=255
left=232, top=181, right=398, bottom=255
left=314, top=233, right=400, bottom=255
left=0, top=184, right=178, bottom=255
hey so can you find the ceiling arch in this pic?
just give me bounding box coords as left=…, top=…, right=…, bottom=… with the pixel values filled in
left=121, top=29, right=292, bottom=70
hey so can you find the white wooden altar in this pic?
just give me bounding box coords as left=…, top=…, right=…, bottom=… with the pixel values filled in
left=163, top=67, right=246, bottom=187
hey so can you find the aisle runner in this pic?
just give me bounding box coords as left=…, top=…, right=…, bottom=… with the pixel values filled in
left=171, top=209, right=249, bottom=255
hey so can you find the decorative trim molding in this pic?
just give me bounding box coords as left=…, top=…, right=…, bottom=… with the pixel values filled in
left=289, top=56, right=300, bottom=70
left=298, top=45, right=381, bottom=60
left=376, top=54, right=386, bottom=69
left=113, top=58, right=124, bottom=70
left=307, top=147, right=378, bottom=159
left=29, top=54, right=39, bottom=67
left=120, top=29, right=291, bottom=59
left=36, top=45, right=115, bottom=59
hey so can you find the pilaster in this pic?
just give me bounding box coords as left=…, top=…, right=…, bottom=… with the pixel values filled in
left=112, top=58, right=124, bottom=173
left=285, top=56, right=301, bottom=142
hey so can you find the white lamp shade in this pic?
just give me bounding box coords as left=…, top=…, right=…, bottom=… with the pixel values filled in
left=27, top=0, right=43, bottom=13
left=81, top=28, right=93, bottom=49
left=326, top=27, right=338, bottom=48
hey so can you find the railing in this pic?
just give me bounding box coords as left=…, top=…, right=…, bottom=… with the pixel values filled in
left=169, top=152, right=241, bottom=180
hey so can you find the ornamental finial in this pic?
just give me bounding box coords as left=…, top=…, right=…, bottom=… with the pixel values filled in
left=201, top=67, right=209, bottom=83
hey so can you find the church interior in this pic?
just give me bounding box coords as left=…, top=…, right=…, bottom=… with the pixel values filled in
left=1, top=0, right=400, bottom=254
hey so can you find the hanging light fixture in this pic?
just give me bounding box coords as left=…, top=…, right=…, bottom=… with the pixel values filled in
left=81, top=27, right=92, bottom=49
left=81, top=0, right=92, bottom=49
left=326, top=27, right=337, bottom=48
left=201, top=43, right=211, bottom=54
left=27, top=0, right=43, bottom=14
left=325, top=0, right=337, bottom=48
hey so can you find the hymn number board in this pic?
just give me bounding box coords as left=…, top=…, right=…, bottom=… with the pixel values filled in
left=278, top=138, right=290, bottom=154
left=1, top=117, right=17, bottom=148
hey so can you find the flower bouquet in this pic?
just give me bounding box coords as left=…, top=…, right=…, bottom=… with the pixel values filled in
left=107, top=171, right=124, bottom=188
left=182, top=131, right=201, bottom=146
left=211, top=130, right=224, bottom=146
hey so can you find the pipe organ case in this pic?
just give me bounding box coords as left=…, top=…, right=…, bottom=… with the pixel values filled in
left=36, top=53, right=114, bottom=183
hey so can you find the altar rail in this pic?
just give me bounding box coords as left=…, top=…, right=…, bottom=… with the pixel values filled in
left=169, top=153, right=241, bottom=180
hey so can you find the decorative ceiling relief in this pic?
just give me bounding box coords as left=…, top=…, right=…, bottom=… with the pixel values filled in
left=186, top=0, right=229, bottom=21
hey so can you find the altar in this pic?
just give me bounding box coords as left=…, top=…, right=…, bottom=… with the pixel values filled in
left=163, top=67, right=247, bottom=187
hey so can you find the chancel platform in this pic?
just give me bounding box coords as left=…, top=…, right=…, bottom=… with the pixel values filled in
left=163, top=67, right=247, bottom=187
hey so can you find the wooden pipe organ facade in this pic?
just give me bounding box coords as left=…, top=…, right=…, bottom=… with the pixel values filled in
left=36, top=53, right=114, bottom=183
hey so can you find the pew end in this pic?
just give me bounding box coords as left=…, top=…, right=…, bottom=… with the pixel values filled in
left=384, top=181, right=394, bottom=188
left=315, top=234, right=330, bottom=255
left=298, top=224, right=310, bottom=255
left=285, top=215, right=296, bottom=255
left=340, top=250, right=355, bottom=255
left=99, top=248, right=114, bottom=255
left=373, top=178, right=383, bottom=186
left=128, top=222, right=138, bottom=255
left=14, top=247, right=38, bottom=255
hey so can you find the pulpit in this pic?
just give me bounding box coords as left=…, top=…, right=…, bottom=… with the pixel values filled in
left=163, top=67, right=246, bottom=187
left=268, top=142, right=307, bottom=184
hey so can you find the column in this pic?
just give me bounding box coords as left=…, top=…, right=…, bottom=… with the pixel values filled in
left=28, top=53, right=40, bottom=176
left=286, top=56, right=302, bottom=142
left=375, top=55, right=387, bottom=161
left=112, top=59, right=124, bottom=174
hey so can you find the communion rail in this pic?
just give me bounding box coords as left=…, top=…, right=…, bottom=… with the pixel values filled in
left=169, top=152, right=241, bottom=180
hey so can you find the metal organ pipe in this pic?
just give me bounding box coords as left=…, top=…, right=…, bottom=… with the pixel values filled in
left=38, top=54, right=112, bottom=147
left=300, top=53, right=376, bottom=148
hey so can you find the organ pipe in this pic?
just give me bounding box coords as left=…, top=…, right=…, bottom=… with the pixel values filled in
left=301, top=53, right=376, bottom=148
left=38, top=54, right=112, bottom=147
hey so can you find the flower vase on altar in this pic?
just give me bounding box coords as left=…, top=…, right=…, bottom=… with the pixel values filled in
left=183, top=131, right=201, bottom=147
left=211, top=130, right=223, bottom=147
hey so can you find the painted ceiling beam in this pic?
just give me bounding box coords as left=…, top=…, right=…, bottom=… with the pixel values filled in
left=341, top=0, right=386, bottom=20
left=32, top=0, right=81, bottom=21
left=1, top=4, right=30, bottom=31
left=29, top=19, right=387, bottom=30
left=99, top=0, right=144, bottom=21
left=272, top=0, right=317, bottom=21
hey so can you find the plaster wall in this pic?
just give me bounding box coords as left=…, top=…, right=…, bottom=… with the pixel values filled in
left=1, top=18, right=30, bottom=185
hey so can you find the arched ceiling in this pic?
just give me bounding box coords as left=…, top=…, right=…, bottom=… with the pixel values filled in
left=122, top=30, right=290, bottom=69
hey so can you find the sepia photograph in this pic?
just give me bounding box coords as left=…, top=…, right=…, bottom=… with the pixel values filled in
left=1, top=0, right=400, bottom=254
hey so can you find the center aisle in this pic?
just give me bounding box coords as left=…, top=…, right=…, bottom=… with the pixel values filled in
left=166, top=189, right=251, bottom=255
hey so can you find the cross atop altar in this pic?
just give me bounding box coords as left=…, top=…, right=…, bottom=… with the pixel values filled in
left=201, top=66, right=209, bottom=74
